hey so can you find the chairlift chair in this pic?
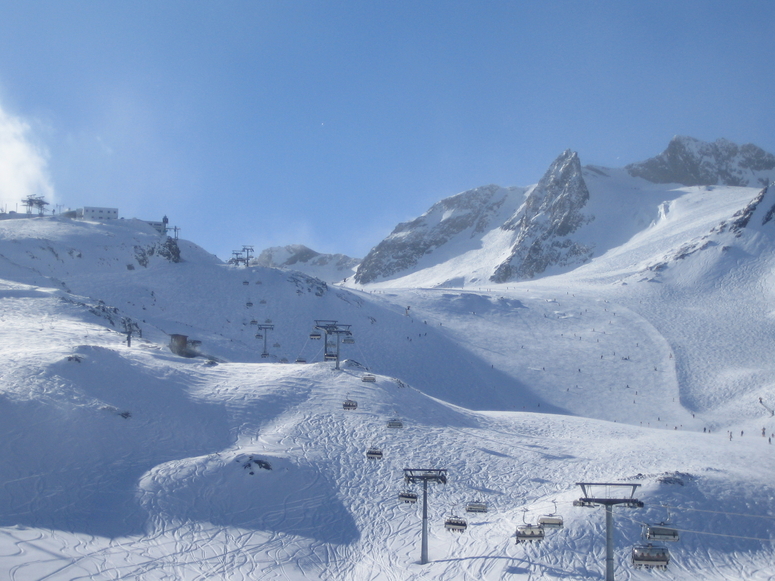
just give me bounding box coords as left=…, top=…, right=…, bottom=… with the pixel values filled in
left=631, top=544, right=670, bottom=570
left=259, top=299, right=267, bottom=304
left=250, top=319, right=258, bottom=325
left=465, top=501, right=488, bottom=513
left=242, top=280, right=249, bottom=285
left=366, top=447, right=383, bottom=460
left=342, top=336, right=355, bottom=344
left=444, top=515, right=468, bottom=532
left=309, top=331, right=322, bottom=340
left=261, top=352, right=269, bottom=359
left=538, top=502, right=564, bottom=530
left=386, top=418, right=403, bottom=429
left=538, top=515, right=564, bottom=530
left=516, top=524, right=545, bottom=544
left=398, top=491, right=418, bottom=504
left=343, top=399, right=358, bottom=411
left=324, top=353, right=337, bottom=361
left=246, top=301, right=253, bottom=308
left=295, top=357, right=307, bottom=363
left=362, top=374, right=376, bottom=382
left=645, top=524, right=679, bottom=542
left=255, top=334, right=263, bottom=339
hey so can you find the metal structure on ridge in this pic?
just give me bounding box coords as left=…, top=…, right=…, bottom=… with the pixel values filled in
left=403, top=469, right=447, bottom=565
left=312, top=320, right=352, bottom=370
left=574, top=483, right=643, bottom=581
left=256, top=321, right=274, bottom=358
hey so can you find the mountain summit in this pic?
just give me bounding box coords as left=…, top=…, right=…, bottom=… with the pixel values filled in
left=491, top=149, right=592, bottom=282
left=351, top=137, right=775, bottom=287
left=625, top=135, right=775, bottom=187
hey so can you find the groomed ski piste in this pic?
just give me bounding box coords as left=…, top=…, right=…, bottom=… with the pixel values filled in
left=0, top=182, right=774, bottom=580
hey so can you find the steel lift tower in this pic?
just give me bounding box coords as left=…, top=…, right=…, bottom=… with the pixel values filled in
left=574, top=482, right=643, bottom=581
left=256, top=322, right=274, bottom=358
left=403, top=469, right=447, bottom=565
left=312, top=320, right=352, bottom=370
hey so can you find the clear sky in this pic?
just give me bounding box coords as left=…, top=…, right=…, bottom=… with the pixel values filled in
left=0, top=1, right=773, bottom=260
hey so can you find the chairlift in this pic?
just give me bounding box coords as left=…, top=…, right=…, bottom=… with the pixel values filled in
left=516, top=524, right=545, bottom=544
left=246, top=301, right=253, bottom=308
left=273, top=342, right=281, bottom=348
left=646, top=524, right=679, bottom=542
left=255, top=333, right=263, bottom=339
left=295, top=357, right=307, bottom=363
left=342, top=336, right=355, bottom=345
left=538, top=501, right=564, bottom=530
left=259, top=299, right=267, bottom=304
left=398, top=491, right=418, bottom=504
left=250, top=319, right=258, bottom=325
left=538, top=515, right=564, bottom=530
left=387, top=418, right=403, bottom=429
left=366, top=447, right=383, bottom=460
left=343, top=399, right=358, bottom=411
left=444, top=515, right=468, bottom=532
left=362, top=374, right=376, bottom=382
left=261, top=352, right=269, bottom=359
left=310, top=331, right=322, bottom=340
left=324, top=353, right=337, bottom=361
left=465, top=501, right=488, bottom=513
left=631, top=544, right=670, bottom=570
left=242, top=280, right=249, bottom=285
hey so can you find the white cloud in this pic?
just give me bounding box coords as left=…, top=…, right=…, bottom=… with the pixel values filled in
left=0, top=105, right=55, bottom=213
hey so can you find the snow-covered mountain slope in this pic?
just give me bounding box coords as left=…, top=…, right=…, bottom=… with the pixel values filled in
left=1, top=209, right=774, bottom=580
left=350, top=138, right=775, bottom=288
left=255, top=244, right=360, bottom=283
left=626, top=135, right=775, bottom=188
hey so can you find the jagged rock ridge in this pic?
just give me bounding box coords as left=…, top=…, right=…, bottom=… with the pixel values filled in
left=353, top=184, right=521, bottom=284
left=491, top=149, right=593, bottom=282
left=626, top=136, right=775, bottom=187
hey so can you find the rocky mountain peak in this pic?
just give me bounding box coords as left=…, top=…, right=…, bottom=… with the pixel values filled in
left=625, top=135, right=775, bottom=187
left=491, top=149, right=593, bottom=282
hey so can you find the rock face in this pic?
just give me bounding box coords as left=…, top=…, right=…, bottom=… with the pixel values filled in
left=491, top=149, right=593, bottom=282
left=255, top=245, right=359, bottom=282
left=626, top=136, right=775, bottom=187
left=353, top=184, right=521, bottom=284
left=354, top=149, right=594, bottom=285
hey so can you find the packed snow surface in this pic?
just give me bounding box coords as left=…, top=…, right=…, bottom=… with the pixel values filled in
left=0, top=183, right=774, bottom=581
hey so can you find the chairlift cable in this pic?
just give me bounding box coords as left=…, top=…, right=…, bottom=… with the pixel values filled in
left=355, top=339, right=372, bottom=372
left=619, top=513, right=773, bottom=542
left=659, top=504, right=775, bottom=521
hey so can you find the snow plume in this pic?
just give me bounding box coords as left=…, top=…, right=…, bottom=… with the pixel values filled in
left=0, top=105, right=54, bottom=213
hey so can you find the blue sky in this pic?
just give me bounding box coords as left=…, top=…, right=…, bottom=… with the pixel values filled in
left=0, top=1, right=773, bottom=260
